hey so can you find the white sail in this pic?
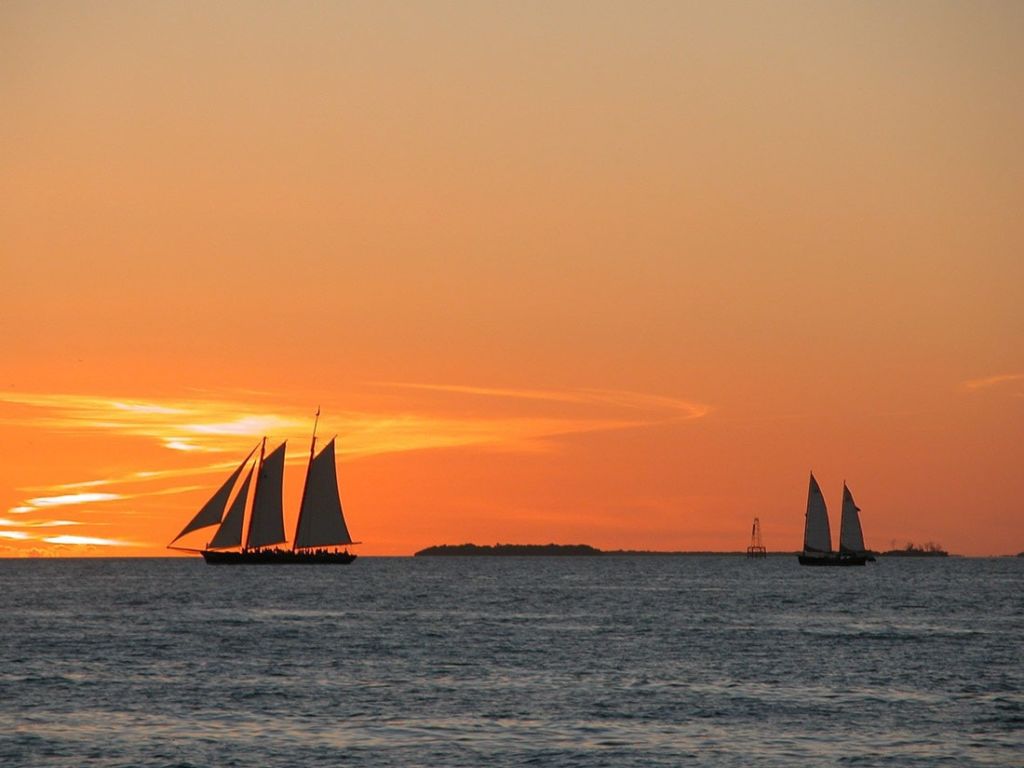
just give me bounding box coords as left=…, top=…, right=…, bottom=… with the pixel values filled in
left=839, top=483, right=866, bottom=554
left=208, top=465, right=253, bottom=550
left=293, top=438, right=353, bottom=549
left=803, top=472, right=832, bottom=554
left=246, top=442, right=287, bottom=549
left=170, top=446, right=255, bottom=543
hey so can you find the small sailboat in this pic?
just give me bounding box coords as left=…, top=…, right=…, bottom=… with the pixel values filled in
left=798, top=472, right=873, bottom=566
left=168, top=410, right=358, bottom=564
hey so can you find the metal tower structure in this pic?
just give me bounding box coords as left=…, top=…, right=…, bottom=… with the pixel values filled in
left=746, top=517, right=767, bottom=558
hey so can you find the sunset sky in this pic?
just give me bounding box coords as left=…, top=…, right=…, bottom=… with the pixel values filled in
left=2, top=1, right=1022, bottom=556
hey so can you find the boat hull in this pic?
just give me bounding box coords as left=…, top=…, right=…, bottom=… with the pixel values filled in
left=798, top=553, right=870, bottom=566
left=201, top=549, right=356, bottom=565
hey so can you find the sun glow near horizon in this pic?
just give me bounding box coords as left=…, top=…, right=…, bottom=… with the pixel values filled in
left=0, top=383, right=713, bottom=555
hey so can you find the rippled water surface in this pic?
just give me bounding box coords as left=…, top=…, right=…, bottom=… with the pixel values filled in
left=1, top=556, right=1020, bottom=766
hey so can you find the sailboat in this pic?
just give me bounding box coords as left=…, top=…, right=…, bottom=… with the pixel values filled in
left=798, top=472, right=873, bottom=566
left=167, top=411, right=358, bottom=564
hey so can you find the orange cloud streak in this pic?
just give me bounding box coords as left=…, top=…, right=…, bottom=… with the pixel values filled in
left=963, top=373, right=1024, bottom=391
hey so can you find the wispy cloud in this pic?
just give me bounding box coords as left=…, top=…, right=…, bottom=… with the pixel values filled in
left=963, top=373, right=1024, bottom=391
left=24, top=492, right=122, bottom=508
left=39, top=468, right=248, bottom=493
left=379, top=382, right=710, bottom=420
left=2, top=384, right=709, bottom=473
left=41, top=535, right=132, bottom=547
left=0, top=392, right=304, bottom=454
left=0, top=518, right=82, bottom=528
left=1, top=518, right=95, bottom=546
left=0, top=524, right=121, bottom=545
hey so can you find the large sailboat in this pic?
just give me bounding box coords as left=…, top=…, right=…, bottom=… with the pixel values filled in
left=798, top=472, right=873, bottom=566
left=167, top=412, right=357, bottom=564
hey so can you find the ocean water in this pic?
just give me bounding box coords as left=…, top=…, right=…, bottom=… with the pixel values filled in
left=0, top=556, right=1020, bottom=767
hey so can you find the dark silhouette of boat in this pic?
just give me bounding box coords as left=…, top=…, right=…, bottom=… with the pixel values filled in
left=201, top=548, right=355, bottom=565
left=798, top=473, right=874, bottom=566
left=168, top=410, right=357, bottom=565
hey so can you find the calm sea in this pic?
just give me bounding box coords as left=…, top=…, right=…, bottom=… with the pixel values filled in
left=0, top=556, right=1020, bottom=767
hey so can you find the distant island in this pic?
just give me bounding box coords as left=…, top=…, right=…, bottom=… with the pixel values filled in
left=413, top=543, right=781, bottom=557
left=879, top=542, right=949, bottom=558
left=415, top=543, right=603, bottom=557
left=413, top=542, right=965, bottom=558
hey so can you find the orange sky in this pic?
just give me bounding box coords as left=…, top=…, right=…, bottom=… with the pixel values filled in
left=2, top=2, right=1022, bottom=556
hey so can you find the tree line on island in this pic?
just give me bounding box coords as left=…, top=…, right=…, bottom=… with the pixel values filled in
left=415, top=543, right=778, bottom=556
left=880, top=541, right=949, bottom=557
left=415, top=543, right=605, bottom=557
left=414, top=541, right=957, bottom=557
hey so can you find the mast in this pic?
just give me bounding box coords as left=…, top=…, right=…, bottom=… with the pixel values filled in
left=292, top=407, right=319, bottom=551
left=246, top=439, right=288, bottom=549
left=244, top=437, right=267, bottom=551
